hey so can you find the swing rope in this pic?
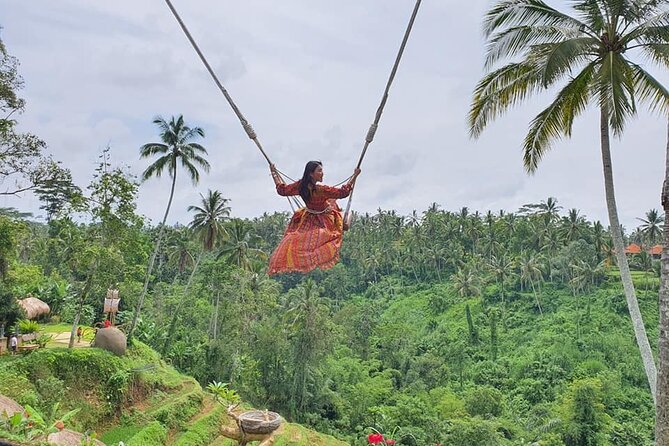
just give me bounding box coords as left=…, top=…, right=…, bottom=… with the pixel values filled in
left=162, top=0, right=422, bottom=220
left=163, top=0, right=300, bottom=211
left=342, top=0, right=422, bottom=227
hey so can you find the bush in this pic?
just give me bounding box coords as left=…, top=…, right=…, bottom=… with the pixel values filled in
left=125, top=421, right=167, bottom=446
left=445, top=418, right=506, bottom=446
left=152, top=390, right=203, bottom=429
left=35, top=376, right=65, bottom=411
left=172, top=405, right=225, bottom=446
left=464, top=386, right=504, bottom=418
left=17, top=319, right=39, bottom=334
left=0, top=369, right=38, bottom=407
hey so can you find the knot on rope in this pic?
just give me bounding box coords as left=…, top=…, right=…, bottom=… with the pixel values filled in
left=242, top=121, right=257, bottom=140
left=366, top=124, right=378, bottom=143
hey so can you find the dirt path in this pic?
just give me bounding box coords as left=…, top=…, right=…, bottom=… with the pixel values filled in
left=49, top=331, right=89, bottom=348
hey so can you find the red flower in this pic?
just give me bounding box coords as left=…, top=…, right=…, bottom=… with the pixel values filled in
left=386, top=440, right=396, bottom=445
left=367, top=433, right=384, bottom=444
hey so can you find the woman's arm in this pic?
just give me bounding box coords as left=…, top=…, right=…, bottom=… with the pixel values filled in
left=270, top=164, right=300, bottom=196
left=320, top=168, right=361, bottom=199
left=277, top=181, right=300, bottom=196
left=270, top=164, right=283, bottom=186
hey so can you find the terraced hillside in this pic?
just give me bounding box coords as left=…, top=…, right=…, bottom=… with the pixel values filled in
left=0, top=341, right=349, bottom=446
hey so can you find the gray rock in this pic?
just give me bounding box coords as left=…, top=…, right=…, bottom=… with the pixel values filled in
left=92, top=327, right=127, bottom=356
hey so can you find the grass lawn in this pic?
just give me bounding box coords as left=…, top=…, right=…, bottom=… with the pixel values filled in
left=42, top=322, right=95, bottom=341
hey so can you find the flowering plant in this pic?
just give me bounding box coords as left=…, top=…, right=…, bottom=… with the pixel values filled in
left=367, top=432, right=384, bottom=444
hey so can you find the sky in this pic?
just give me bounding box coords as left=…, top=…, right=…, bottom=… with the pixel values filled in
left=1, top=0, right=667, bottom=231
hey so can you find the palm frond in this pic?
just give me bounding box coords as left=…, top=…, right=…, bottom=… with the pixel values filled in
left=523, top=61, right=597, bottom=172
left=152, top=116, right=169, bottom=133
left=188, top=153, right=211, bottom=173
left=469, top=62, right=543, bottom=138
left=624, top=10, right=669, bottom=43
left=572, top=0, right=607, bottom=32
left=484, top=25, right=572, bottom=68
left=596, top=52, right=637, bottom=135
left=641, top=43, right=669, bottom=67
left=183, top=126, right=206, bottom=141
left=139, top=143, right=168, bottom=158
left=181, top=159, right=201, bottom=184
left=484, top=0, right=594, bottom=38
left=536, top=37, right=599, bottom=85
left=630, top=62, right=669, bottom=114
left=186, top=142, right=208, bottom=154
left=142, top=155, right=172, bottom=180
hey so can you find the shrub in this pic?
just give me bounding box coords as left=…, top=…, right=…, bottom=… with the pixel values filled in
left=35, top=376, right=65, bottom=411
left=125, top=421, right=167, bottom=446
left=17, top=319, right=39, bottom=334
left=464, top=386, right=504, bottom=418
left=445, top=418, right=505, bottom=446
left=172, top=405, right=225, bottom=446
left=152, top=391, right=203, bottom=429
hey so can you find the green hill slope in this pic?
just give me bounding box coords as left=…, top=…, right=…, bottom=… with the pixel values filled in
left=0, top=342, right=349, bottom=446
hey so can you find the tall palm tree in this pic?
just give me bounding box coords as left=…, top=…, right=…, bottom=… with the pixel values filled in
left=638, top=208, right=665, bottom=245
left=657, top=120, right=669, bottom=443
left=452, top=266, right=481, bottom=298
left=591, top=220, right=607, bottom=262
left=164, top=227, right=196, bottom=282
left=469, top=0, right=669, bottom=400
left=189, top=190, right=231, bottom=251
left=162, top=190, right=230, bottom=355
left=488, top=254, right=515, bottom=305
left=562, top=208, right=587, bottom=242
left=519, top=251, right=544, bottom=314
left=129, top=115, right=210, bottom=338
left=218, top=219, right=265, bottom=270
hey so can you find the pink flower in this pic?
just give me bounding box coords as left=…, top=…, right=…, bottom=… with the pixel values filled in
left=367, top=433, right=384, bottom=444
left=386, top=440, right=396, bottom=445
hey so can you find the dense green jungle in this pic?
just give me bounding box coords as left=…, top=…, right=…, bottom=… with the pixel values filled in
left=0, top=179, right=663, bottom=445
left=1, top=1, right=668, bottom=441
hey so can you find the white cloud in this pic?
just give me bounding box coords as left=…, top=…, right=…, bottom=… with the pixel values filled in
left=1, top=0, right=667, bottom=231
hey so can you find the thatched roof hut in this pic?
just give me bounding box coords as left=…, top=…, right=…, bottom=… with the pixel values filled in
left=17, top=296, right=50, bottom=320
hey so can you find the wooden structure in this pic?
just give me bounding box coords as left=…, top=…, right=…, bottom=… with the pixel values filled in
left=103, top=288, right=120, bottom=325
left=221, top=405, right=282, bottom=446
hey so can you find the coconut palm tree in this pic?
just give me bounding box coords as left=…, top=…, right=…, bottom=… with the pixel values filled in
left=562, top=208, right=588, bottom=242
left=452, top=266, right=481, bottom=298
left=519, top=251, right=544, bottom=314
left=469, top=0, right=669, bottom=400
left=129, top=115, right=210, bottom=339
left=218, top=219, right=265, bottom=270
left=162, top=190, right=230, bottom=355
left=656, top=120, right=669, bottom=443
left=188, top=190, right=231, bottom=251
left=638, top=208, right=664, bottom=245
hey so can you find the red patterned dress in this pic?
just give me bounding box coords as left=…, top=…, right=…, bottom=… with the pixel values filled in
left=268, top=181, right=352, bottom=275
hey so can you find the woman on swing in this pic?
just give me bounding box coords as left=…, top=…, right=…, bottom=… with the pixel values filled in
left=268, top=161, right=361, bottom=275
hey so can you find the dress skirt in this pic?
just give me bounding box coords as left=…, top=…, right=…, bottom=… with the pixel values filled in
left=268, top=200, right=344, bottom=275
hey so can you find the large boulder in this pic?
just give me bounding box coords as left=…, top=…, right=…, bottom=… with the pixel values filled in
left=93, top=327, right=126, bottom=356
left=0, top=395, right=24, bottom=418
left=47, top=429, right=105, bottom=446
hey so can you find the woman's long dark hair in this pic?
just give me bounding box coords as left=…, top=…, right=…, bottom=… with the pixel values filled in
left=298, top=161, right=322, bottom=202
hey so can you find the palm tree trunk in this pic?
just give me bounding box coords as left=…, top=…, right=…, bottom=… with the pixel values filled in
left=129, top=171, right=178, bottom=339
left=655, top=119, right=669, bottom=444
left=212, top=290, right=220, bottom=340
left=68, top=265, right=96, bottom=348
left=530, top=279, right=542, bottom=315
left=600, top=106, right=656, bottom=401
left=161, top=251, right=202, bottom=355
